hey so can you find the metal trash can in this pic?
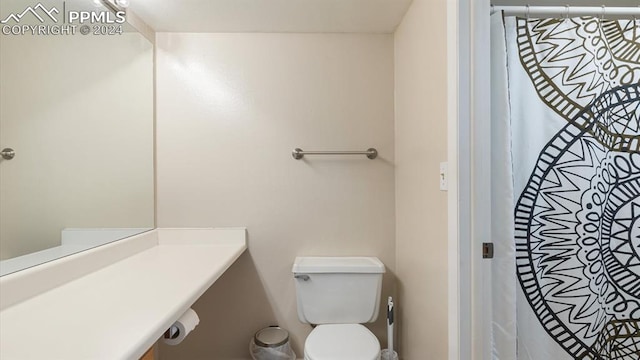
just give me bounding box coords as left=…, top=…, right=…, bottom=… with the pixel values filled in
left=250, top=326, right=296, bottom=360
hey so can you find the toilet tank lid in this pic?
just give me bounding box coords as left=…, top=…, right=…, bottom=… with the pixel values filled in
left=292, top=257, right=385, bottom=274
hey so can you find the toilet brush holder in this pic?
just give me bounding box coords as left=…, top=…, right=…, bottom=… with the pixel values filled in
left=381, top=349, right=399, bottom=360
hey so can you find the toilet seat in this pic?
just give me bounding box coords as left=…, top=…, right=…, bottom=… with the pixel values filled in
left=304, top=324, right=381, bottom=360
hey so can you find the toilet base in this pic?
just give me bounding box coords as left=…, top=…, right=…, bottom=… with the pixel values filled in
left=303, top=324, right=381, bottom=360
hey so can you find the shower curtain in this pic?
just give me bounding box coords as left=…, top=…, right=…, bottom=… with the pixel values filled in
left=491, top=13, right=640, bottom=360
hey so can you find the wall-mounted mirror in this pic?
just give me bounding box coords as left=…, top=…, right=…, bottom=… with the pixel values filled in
left=0, top=0, right=154, bottom=276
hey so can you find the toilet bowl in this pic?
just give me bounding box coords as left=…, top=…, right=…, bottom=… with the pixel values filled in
left=304, top=324, right=381, bottom=360
left=292, top=257, right=386, bottom=360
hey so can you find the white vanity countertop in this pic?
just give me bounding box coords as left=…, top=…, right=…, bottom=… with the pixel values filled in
left=0, top=228, right=247, bottom=360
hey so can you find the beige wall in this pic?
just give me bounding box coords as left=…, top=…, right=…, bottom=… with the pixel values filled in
left=394, top=0, right=449, bottom=357
left=155, top=33, right=396, bottom=359
left=0, top=33, right=154, bottom=260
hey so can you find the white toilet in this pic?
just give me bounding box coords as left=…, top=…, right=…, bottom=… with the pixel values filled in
left=292, top=256, right=386, bottom=360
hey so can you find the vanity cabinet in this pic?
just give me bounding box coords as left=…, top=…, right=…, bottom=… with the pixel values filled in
left=140, top=346, right=154, bottom=360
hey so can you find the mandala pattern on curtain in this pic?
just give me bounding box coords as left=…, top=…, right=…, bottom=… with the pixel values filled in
left=512, top=17, right=640, bottom=359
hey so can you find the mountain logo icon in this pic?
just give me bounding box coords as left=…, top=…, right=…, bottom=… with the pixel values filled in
left=1, top=3, right=60, bottom=24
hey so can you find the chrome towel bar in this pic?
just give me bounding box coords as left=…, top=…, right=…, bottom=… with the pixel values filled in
left=292, top=148, right=378, bottom=160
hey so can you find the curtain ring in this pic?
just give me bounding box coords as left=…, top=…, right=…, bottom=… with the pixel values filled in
left=564, top=4, right=570, bottom=20
left=526, top=4, right=531, bottom=20
left=600, top=5, right=606, bottom=20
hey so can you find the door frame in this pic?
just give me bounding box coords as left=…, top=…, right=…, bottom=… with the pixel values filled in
left=447, top=0, right=492, bottom=358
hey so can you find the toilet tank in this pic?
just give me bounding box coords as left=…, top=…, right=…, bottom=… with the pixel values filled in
left=292, top=257, right=385, bottom=324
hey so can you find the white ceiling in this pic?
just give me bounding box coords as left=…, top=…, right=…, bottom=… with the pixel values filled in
left=128, top=0, right=413, bottom=33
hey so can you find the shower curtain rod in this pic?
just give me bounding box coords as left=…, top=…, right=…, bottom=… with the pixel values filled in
left=491, top=5, right=640, bottom=17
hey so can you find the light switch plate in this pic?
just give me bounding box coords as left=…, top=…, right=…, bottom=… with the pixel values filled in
left=440, top=162, right=448, bottom=191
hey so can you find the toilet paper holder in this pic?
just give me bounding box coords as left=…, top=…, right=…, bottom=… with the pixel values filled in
left=164, top=325, right=180, bottom=340
left=162, top=308, right=200, bottom=346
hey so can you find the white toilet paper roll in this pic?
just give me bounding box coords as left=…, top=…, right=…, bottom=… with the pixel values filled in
left=163, top=308, right=200, bottom=346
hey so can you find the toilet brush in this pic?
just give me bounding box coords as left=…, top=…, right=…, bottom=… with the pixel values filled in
left=381, top=297, right=398, bottom=360
left=388, top=296, right=394, bottom=353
